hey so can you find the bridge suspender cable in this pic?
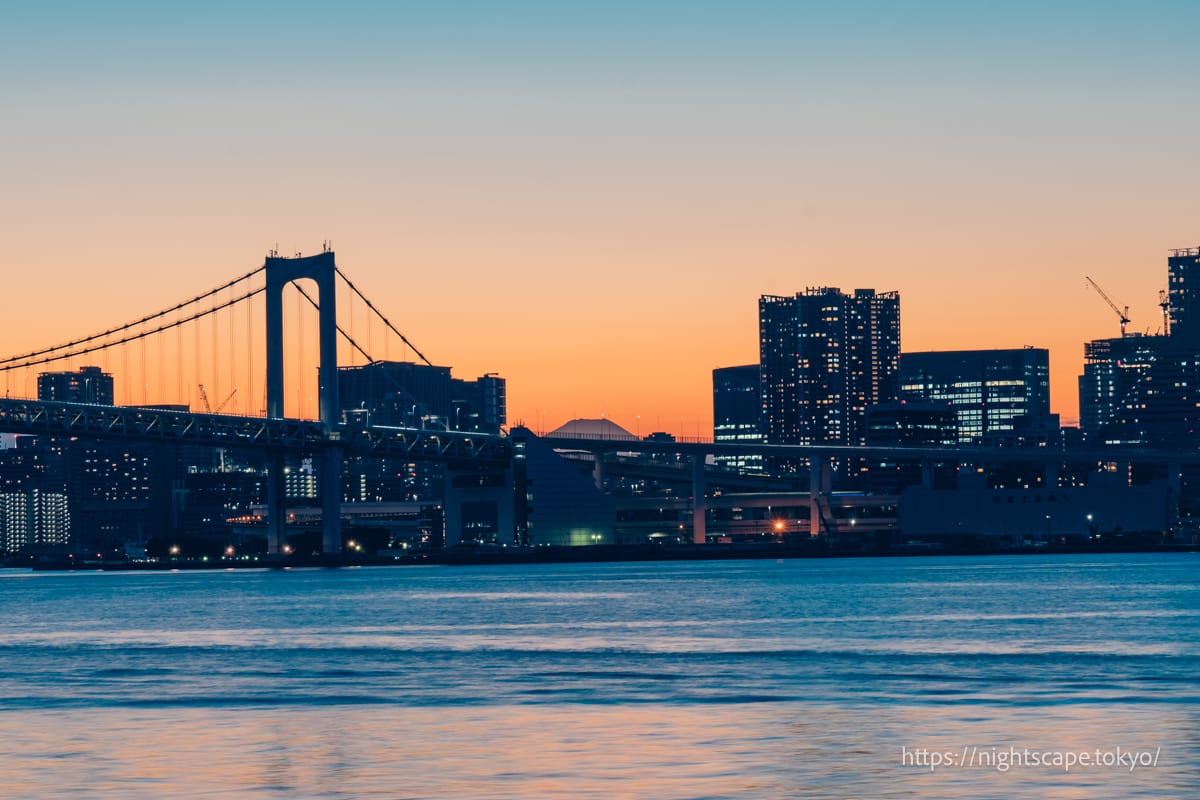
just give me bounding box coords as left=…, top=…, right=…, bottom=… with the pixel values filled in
left=0, top=286, right=266, bottom=372
left=334, top=266, right=433, bottom=367
left=291, top=282, right=378, bottom=365
left=0, top=266, right=265, bottom=367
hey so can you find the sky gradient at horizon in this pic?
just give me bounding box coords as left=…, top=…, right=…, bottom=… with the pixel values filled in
left=3, top=1, right=1199, bottom=434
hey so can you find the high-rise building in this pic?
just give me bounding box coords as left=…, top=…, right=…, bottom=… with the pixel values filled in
left=1076, top=246, right=1200, bottom=446
left=1168, top=246, right=1200, bottom=345
left=1107, top=352, right=1200, bottom=447
left=759, top=288, right=900, bottom=450
left=899, top=348, right=1051, bottom=444
left=712, top=364, right=762, bottom=472
left=37, top=366, right=114, bottom=405
left=1078, top=334, right=1163, bottom=439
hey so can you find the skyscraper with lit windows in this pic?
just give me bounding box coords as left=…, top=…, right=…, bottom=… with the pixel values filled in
left=758, top=288, right=900, bottom=452
left=1168, top=246, right=1200, bottom=346
left=899, top=348, right=1050, bottom=444
left=712, top=364, right=763, bottom=472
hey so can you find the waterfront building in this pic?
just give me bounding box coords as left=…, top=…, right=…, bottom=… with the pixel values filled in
left=899, top=473, right=1171, bottom=546
left=510, top=427, right=617, bottom=547
left=899, top=348, right=1051, bottom=444
left=0, top=489, right=70, bottom=554
left=712, top=364, right=763, bottom=473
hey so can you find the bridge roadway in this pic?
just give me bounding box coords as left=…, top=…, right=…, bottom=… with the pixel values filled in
left=5, top=398, right=1193, bottom=469
left=539, top=430, right=1200, bottom=543
left=540, top=431, right=1200, bottom=467
left=0, top=398, right=511, bottom=463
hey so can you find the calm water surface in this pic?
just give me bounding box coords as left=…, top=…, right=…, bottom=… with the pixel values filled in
left=0, top=553, right=1197, bottom=798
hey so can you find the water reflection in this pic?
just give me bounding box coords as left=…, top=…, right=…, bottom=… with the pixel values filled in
left=0, top=555, right=1197, bottom=798
left=2, top=701, right=1196, bottom=799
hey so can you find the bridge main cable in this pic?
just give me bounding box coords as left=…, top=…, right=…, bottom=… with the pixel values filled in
left=0, top=266, right=265, bottom=367
left=1, top=285, right=266, bottom=372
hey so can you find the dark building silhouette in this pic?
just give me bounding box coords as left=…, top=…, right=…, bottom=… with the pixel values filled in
left=37, top=366, right=114, bottom=405
left=338, top=361, right=506, bottom=433
left=176, top=469, right=266, bottom=534
left=31, top=369, right=180, bottom=552
left=899, top=348, right=1051, bottom=445
left=865, top=401, right=958, bottom=447
left=337, top=361, right=507, bottom=505
left=864, top=401, right=958, bottom=494
left=759, top=288, right=900, bottom=452
left=712, top=364, right=762, bottom=473
left=509, top=427, right=617, bottom=547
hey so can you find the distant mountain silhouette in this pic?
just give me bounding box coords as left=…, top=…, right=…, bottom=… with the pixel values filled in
left=549, top=418, right=635, bottom=439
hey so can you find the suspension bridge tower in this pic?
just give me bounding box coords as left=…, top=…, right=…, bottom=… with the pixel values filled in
left=265, top=250, right=342, bottom=556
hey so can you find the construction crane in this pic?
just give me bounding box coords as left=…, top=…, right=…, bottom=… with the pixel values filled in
left=197, top=385, right=237, bottom=414
left=1085, top=276, right=1130, bottom=337
left=1159, top=289, right=1171, bottom=337
left=213, top=389, right=237, bottom=413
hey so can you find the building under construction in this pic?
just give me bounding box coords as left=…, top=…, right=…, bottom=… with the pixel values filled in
left=1079, top=246, right=1200, bottom=446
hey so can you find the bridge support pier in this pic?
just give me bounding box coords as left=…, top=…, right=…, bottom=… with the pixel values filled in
left=322, top=446, right=343, bottom=555
left=809, top=457, right=830, bottom=537
left=692, top=455, right=707, bottom=544
left=267, top=451, right=286, bottom=555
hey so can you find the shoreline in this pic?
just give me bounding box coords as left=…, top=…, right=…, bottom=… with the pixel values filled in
left=15, top=540, right=1200, bottom=572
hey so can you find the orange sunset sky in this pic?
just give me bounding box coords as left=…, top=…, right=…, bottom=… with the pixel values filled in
left=3, top=2, right=1199, bottom=436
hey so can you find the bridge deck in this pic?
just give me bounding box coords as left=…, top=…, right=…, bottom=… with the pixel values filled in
left=0, top=398, right=511, bottom=463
